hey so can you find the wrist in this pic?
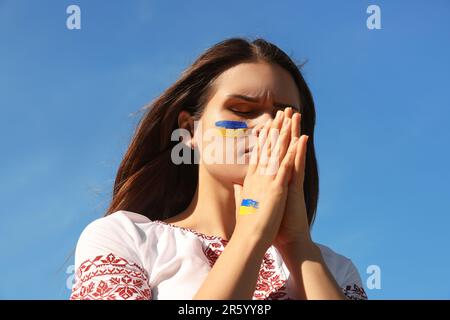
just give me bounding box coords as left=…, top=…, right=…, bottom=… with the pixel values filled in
left=230, top=227, right=270, bottom=255
left=276, top=239, right=322, bottom=262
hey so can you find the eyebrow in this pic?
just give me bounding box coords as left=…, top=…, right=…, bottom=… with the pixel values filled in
left=226, top=94, right=299, bottom=111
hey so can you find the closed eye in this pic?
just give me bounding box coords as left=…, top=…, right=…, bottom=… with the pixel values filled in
left=230, top=108, right=254, bottom=116
left=230, top=105, right=288, bottom=117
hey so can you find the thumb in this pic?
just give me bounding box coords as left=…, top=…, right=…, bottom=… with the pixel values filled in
left=233, top=183, right=243, bottom=217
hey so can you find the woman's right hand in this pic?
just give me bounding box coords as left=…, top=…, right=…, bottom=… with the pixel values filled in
left=232, top=110, right=299, bottom=250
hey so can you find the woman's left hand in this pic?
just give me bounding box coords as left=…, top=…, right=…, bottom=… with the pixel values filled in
left=273, top=108, right=312, bottom=249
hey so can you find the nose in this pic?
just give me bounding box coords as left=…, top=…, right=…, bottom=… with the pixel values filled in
left=243, top=112, right=273, bottom=140
left=247, top=111, right=274, bottom=130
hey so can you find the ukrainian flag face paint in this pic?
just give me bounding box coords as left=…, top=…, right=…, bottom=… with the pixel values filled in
left=215, top=120, right=249, bottom=138
left=239, top=198, right=259, bottom=215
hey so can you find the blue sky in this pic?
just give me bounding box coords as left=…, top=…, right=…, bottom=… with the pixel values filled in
left=1, top=0, right=449, bottom=299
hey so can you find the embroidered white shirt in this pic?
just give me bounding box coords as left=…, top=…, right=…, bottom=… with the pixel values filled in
left=70, top=210, right=367, bottom=300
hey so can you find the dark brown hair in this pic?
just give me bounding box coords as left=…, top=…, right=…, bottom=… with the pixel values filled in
left=105, top=37, right=319, bottom=225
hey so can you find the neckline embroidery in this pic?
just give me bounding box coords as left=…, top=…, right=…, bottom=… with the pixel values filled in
left=152, top=219, right=291, bottom=299
left=152, top=219, right=230, bottom=243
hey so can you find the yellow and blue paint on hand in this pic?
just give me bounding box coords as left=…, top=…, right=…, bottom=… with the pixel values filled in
left=215, top=120, right=248, bottom=138
left=239, top=198, right=259, bottom=215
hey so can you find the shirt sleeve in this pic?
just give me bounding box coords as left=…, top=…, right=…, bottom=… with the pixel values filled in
left=317, top=244, right=368, bottom=300
left=70, top=215, right=152, bottom=300
left=340, top=261, right=368, bottom=300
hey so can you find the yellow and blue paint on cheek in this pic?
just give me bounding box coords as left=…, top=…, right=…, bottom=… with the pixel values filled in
left=215, top=120, right=248, bottom=138
left=239, top=198, right=259, bottom=215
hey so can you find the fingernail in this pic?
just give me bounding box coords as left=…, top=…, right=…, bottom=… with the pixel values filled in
left=276, top=110, right=282, bottom=119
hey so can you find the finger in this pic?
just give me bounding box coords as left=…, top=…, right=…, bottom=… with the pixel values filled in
left=291, top=135, right=309, bottom=190
left=267, top=110, right=284, bottom=159
left=258, top=118, right=273, bottom=153
left=256, top=119, right=272, bottom=170
left=250, top=121, right=265, bottom=138
left=246, top=122, right=266, bottom=175
left=275, top=137, right=299, bottom=186
left=247, top=136, right=259, bottom=174
left=284, top=107, right=293, bottom=119
left=247, top=123, right=264, bottom=175
left=270, top=116, right=292, bottom=173
left=247, top=122, right=264, bottom=150
left=291, top=112, right=301, bottom=140
left=259, top=111, right=282, bottom=171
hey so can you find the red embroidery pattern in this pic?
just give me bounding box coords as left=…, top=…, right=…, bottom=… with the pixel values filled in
left=200, top=236, right=290, bottom=300
left=254, top=251, right=289, bottom=300
left=70, top=253, right=152, bottom=300
left=343, top=284, right=368, bottom=300
left=152, top=220, right=363, bottom=300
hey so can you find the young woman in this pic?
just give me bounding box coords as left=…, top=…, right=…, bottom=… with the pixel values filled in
left=70, top=38, right=368, bottom=300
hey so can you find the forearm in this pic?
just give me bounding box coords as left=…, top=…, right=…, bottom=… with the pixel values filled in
left=279, top=241, right=345, bottom=300
left=193, top=232, right=267, bottom=300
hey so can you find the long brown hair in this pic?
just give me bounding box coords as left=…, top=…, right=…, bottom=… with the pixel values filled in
left=105, top=37, right=319, bottom=225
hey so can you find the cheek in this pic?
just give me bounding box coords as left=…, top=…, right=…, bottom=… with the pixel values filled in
left=195, top=117, right=252, bottom=160
left=214, top=120, right=249, bottom=138
left=195, top=124, right=251, bottom=183
left=197, top=138, right=249, bottom=166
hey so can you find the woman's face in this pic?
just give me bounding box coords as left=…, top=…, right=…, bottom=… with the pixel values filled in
left=194, top=61, right=301, bottom=185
